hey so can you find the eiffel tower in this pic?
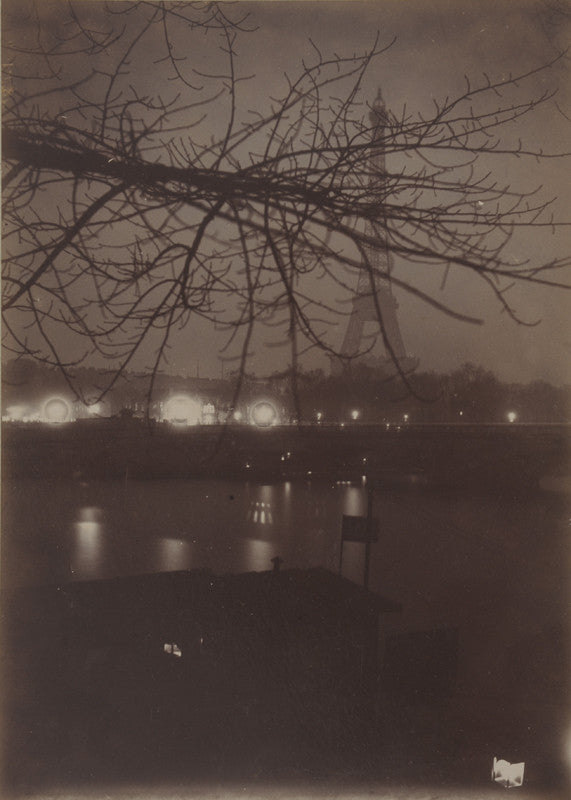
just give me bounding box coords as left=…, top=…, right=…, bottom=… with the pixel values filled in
left=333, top=89, right=416, bottom=376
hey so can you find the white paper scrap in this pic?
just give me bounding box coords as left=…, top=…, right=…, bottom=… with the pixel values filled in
left=492, top=757, right=525, bottom=788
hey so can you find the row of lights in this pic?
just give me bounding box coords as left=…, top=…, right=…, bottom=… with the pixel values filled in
left=2, top=397, right=98, bottom=424
left=318, top=410, right=519, bottom=424
left=3, top=396, right=520, bottom=427
left=162, top=396, right=279, bottom=428
left=2, top=395, right=282, bottom=428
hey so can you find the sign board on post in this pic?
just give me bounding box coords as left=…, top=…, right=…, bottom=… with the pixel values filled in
left=339, top=490, right=378, bottom=588
left=341, top=514, right=379, bottom=543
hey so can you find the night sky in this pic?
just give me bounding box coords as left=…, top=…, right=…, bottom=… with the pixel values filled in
left=3, top=0, right=571, bottom=385
left=232, top=0, right=571, bottom=385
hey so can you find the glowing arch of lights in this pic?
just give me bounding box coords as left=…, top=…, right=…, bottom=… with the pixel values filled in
left=42, top=396, right=72, bottom=423
left=250, top=400, right=279, bottom=428
left=164, top=395, right=202, bottom=426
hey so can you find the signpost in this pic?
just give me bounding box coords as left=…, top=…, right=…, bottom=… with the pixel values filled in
left=339, top=488, right=378, bottom=588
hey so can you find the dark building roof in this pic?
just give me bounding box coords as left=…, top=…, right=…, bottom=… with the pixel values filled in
left=6, top=568, right=402, bottom=783
left=71, top=565, right=401, bottom=611
left=13, top=567, right=401, bottom=651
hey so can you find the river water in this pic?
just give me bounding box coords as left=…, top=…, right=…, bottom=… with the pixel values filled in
left=4, top=477, right=569, bottom=631
left=3, top=475, right=571, bottom=763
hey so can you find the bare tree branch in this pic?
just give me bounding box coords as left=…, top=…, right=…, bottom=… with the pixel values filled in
left=2, top=1, right=569, bottom=406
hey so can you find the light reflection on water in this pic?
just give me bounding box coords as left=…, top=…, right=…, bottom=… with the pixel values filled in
left=246, top=484, right=279, bottom=526
left=61, top=481, right=370, bottom=580
left=159, top=537, right=193, bottom=572
left=342, top=485, right=367, bottom=517
left=59, top=482, right=390, bottom=581
left=5, top=477, right=568, bottom=628
left=71, top=506, right=104, bottom=578
left=247, top=501, right=273, bottom=525
left=244, top=538, right=276, bottom=571
left=4, top=475, right=569, bottom=776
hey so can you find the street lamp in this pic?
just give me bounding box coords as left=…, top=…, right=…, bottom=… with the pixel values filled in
left=351, top=409, right=360, bottom=421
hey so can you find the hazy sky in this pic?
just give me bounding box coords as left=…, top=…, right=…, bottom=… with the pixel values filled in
left=219, top=0, right=571, bottom=385
left=4, top=0, right=571, bottom=385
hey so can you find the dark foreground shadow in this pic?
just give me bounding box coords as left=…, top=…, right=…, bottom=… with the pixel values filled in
left=2, top=568, right=569, bottom=797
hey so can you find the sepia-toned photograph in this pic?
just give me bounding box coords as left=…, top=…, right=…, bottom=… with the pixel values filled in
left=1, top=1, right=570, bottom=798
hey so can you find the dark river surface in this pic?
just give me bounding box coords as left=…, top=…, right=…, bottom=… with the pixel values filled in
left=3, top=474, right=571, bottom=782
left=4, top=476, right=569, bottom=646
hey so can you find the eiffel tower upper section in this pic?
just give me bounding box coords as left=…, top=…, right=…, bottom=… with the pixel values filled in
left=334, top=89, right=416, bottom=375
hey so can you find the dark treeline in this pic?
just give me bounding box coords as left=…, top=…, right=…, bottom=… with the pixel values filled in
left=2, top=358, right=569, bottom=425
left=291, top=363, right=571, bottom=424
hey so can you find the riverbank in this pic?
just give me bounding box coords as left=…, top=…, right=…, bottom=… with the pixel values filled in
left=2, top=421, right=569, bottom=491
